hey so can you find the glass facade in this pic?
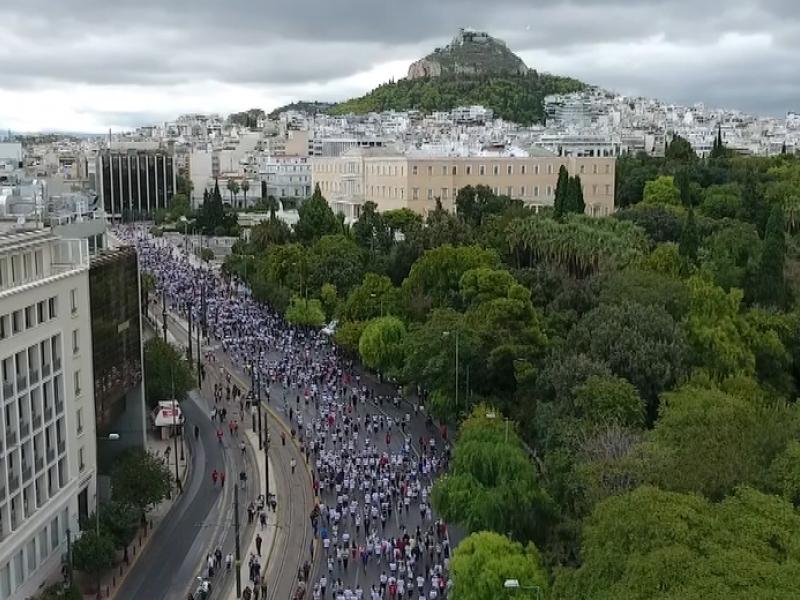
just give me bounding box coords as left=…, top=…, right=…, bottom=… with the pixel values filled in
left=89, top=247, right=142, bottom=436
left=99, top=151, right=175, bottom=218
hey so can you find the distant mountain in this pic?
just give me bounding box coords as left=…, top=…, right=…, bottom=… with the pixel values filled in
left=272, top=29, right=586, bottom=126
left=268, top=101, right=337, bottom=119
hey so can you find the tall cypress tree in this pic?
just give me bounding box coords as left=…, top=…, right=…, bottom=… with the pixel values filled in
left=568, top=175, right=585, bottom=215
left=754, top=205, right=786, bottom=308
left=679, top=207, right=699, bottom=264
left=553, top=165, right=570, bottom=219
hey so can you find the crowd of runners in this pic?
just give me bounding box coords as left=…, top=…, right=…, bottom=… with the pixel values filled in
left=120, top=228, right=454, bottom=599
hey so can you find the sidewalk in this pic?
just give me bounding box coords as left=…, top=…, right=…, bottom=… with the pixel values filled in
left=225, top=426, right=277, bottom=600
left=86, top=433, right=189, bottom=600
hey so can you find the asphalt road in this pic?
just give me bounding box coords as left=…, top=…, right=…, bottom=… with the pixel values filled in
left=116, top=323, right=259, bottom=600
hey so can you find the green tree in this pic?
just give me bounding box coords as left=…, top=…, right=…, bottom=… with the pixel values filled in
left=319, top=283, right=338, bottom=320
left=432, top=405, right=556, bottom=544
left=664, top=134, right=697, bottom=163
left=285, top=296, right=326, bottom=327
left=402, top=244, right=499, bottom=316
left=678, top=207, right=699, bottom=263
left=567, top=175, right=585, bottom=215
left=241, top=179, right=250, bottom=207
left=333, top=320, right=367, bottom=355
left=306, top=235, right=364, bottom=296
left=698, top=183, right=741, bottom=219
left=450, top=532, right=548, bottom=600
left=358, top=316, right=407, bottom=377
left=767, top=440, right=800, bottom=506
left=352, top=201, right=392, bottom=254
left=294, top=185, right=340, bottom=243
left=553, top=165, right=570, bottom=220
left=572, top=375, right=645, bottom=428
left=111, top=450, right=171, bottom=519
left=642, top=175, right=681, bottom=206
left=98, top=501, right=140, bottom=548
left=752, top=204, right=786, bottom=308
left=71, top=529, right=116, bottom=578
left=341, top=273, right=402, bottom=321
left=455, top=185, right=518, bottom=228
left=554, top=486, right=800, bottom=600
left=700, top=221, right=761, bottom=291
left=645, top=380, right=800, bottom=500
left=143, top=338, right=194, bottom=409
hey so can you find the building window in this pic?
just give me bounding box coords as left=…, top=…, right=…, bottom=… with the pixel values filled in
left=479, top=165, right=485, bottom=176
left=72, top=330, right=79, bottom=355
left=0, top=314, right=7, bottom=340
left=48, top=297, right=57, bottom=319
left=427, top=166, right=433, bottom=176
left=580, top=164, right=585, bottom=174
left=605, top=184, right=611, bottom=195
left=442, top=188, right=449, bottom=199
left=534, top=186, right=539, bottom=197
left=452, top=166, right=457, bottom=176
left=78, top=447, right=85, bottom=472
left=507, top=165, right=513, bottom=175
left=493, top=165, right=499, bottom=176
left=412, top=166, right=418, bottom=176
left=37, top=301, right=45, bottom=324
left=412, top=188, right=419, bottom=200
left=521, top=165, right=527, bottom=175
left=506, top=186, right=513, bottom=196
left=593, top=164, right=598, bottom=174
left=466, top=165, right=472, bottom=175
left=12, top=310, right=22, bottom=334
left=592, top=184, right=598, bottom=195
left=25, top=305, right=35, bottom=329
left=520, top=186, right=526, bottom=197
left=427, top=189, right=433, bottom=200
left=73, top=371, right=81, bottom=397
left=34, top=250, right=43, bottom=276
left=534, top=164, right=540, bottom=175
left=547, top=164, right=553, bottom=175
left=547, top=185, right=552, bottom=197
left=77, top=408, right=83, bottom=435
left=441, top=166, right=447, bottom=176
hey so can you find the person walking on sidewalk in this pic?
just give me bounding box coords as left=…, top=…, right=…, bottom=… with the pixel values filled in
left=291, top=457, right=297, bottom=474
left=211, top=469, right=218, bottom=487
left=220, top=471, right=226, bottom=487
left=255, top=533, right=263, bottom=556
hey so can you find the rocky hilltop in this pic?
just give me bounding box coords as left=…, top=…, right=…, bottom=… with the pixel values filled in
left=407, top=28, right=529, bottom=79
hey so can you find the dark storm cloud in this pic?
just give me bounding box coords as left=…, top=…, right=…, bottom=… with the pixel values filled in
left=0, top=0, right=799, bottom=121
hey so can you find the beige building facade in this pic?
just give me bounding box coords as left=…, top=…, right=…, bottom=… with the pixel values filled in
left=311, top=150, right=616, bottom=222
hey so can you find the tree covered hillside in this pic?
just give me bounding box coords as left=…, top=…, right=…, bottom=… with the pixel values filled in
left=328, top=73, right=586, bottom=125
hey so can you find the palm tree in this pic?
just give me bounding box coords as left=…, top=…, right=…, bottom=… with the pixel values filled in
left=241, top=180, right=250, bottom=208
left=226, top=179, right=236, bottom=205
left=231, top=181, right=240, bottom=208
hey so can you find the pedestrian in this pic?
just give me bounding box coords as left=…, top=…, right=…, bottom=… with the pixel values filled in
left=256, top=533, right=262, bottom=556
left=220, top=471, right=226, bottom=487
left=211, top=469, right=218, bottom=486
left=291, top=458, right=297, bottom=474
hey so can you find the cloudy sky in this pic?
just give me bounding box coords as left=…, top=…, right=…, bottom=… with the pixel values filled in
left=1, top=0, right=797, bottom=132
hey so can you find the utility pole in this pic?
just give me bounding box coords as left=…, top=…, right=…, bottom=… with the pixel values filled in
left=186, top=300, right=193, bottom=363
left=196, top=322, right=202, bottom=390
left=234, top=483, right=242, bottom=598
left=161, top=289, right=168, bottom=344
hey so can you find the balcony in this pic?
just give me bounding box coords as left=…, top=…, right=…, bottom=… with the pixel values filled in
left=4, top=429, right=16, bottom=447
left=19, top=422, right=29, bottom=439
left=50, top=238, right=90, bottom=275
left=29, top=369, right=39, bottom=385
left=42, top=363, right=51, bottom=378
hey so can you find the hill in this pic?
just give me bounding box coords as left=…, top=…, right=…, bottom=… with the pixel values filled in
left=268, top=101, right=337, bottom=119
left=407, top=28, right=528, bottom=79
left=328, top=72, right=585, bottom=125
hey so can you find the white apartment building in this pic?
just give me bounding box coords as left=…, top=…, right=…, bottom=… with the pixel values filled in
left=0, top=229, right=96, bottom=599
left=257, top=156, right=311, bottom=200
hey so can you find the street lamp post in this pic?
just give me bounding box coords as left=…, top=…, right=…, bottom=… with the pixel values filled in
left=161, top=288, right=168, bottom=344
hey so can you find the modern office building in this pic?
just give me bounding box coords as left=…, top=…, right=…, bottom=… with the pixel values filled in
left=0, top=228, right=96, bottom=599
left=88, top=245, right=146, bottom=480
left=97, top=149, right=176, bottom=218
left=311, top=149, right=616, bottom=222
left=257, top=156, right=312, bottom=201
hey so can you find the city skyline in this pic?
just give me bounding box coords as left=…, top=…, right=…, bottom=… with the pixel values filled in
left=1, top=0, right=799, bottom=132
